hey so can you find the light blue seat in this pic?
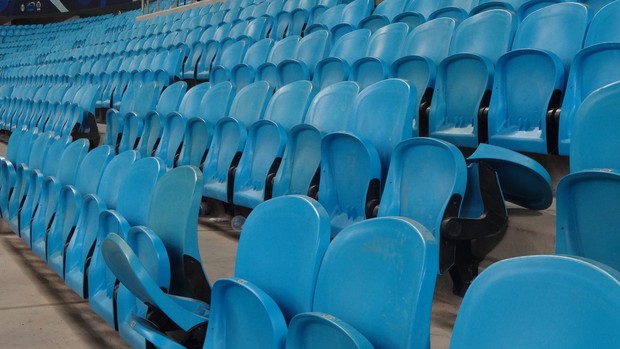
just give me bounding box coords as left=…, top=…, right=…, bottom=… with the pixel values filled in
left=429, top=9, right=516, bottom=148
left=305, top=4, right=345, bottom=35
left=203, top=81, right=274, bottom=202
left=277, top=29, right=332, bottom=86
left=65, top=150, right=140, bottom=298
left=450, top=255, right=620, bottom=349
left=516, top=0, right=562, bottom=21
left=393, top=0, right=437, bottom=26
left=349, top=22, right=408, bottom=89
left=287, top=217, right=439, bottom=349
left=329, top=0, right=374, bottom=41
left=230, top=38, right=275, bottom=90
left=312, top=28, right=371, bottom=90
left=568, top=81, right=620, bottom=173
left=88, top=157, right=167, bottom=329
left=390, top=18, right=456, bottom=137
left=255, top=35, right=301, bottom=89
left=137, top=81, right=188, bottom=157
left=155, top=82, right=211, bottom=167
left=272, top=0, right=303, bottom=39
left=470, top=0, right=527, bottom=15
left=47, top=145, right=115, bottom=279
left=210, top=40, right=250, bottom=85
left=557, top=0, right=620, bottom=155
left=233, top=80, right=315, bottom=209
left=358, top=0, right=409, bottom=33
left=31, top=139, right=90, bottom=261
left=318, top=79, right=414, bottom=235
left=289, top=0, right=322, bottom=36
left=272, top=81, right=359, bottom=198
left=487, top=3, right=590, bottom=154
left=429, top=0, right=476, bottom=23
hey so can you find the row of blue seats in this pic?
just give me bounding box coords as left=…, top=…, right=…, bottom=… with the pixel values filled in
left=0, top=128, right=210, bottom=347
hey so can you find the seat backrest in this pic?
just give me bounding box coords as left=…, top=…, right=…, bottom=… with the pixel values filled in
left=403, top=0, right=438, bottom=19
left=304, top=81, right=359, bottom=133
left=177, top=82, right=211, bottom=118
left=329, top=28, right=371, bottom=64
left=155, top=81, right=187, bottom=116
left=146, top=165, right=205, bottom=298
left=364, top=22, right=408, bottom=64
left=56, top=139, right=91, bottom=186
left=228, top=80, right=275, bottom=126
left=450, top=255, right=620, bottom=348
left=312, top=217, right=439, bottom=349
left=235, top=195, right=331, bottom=321
left=340, top=0, right=373, bottom=25
left=74, top=145, right=115, bottom=195
left=448, top=9, right=516, bottom=62
left=195, top=81, right=235, bottom=125
left=292, top=29, right=332, bottom=75
left=242, top=38, right=274, bottom=66
left=371, top=0, right=406, bottom=20
left=402, top=17, right=456, bottom=66
left=263, top=80, right=315, bottom=131
left=583, top=0, right=620, bottom=48
left=97, top=150, right=141, bottom=209
left=378, top=138, right=468, bottom=241
left=581, top=0, right=615, bottom=15
left=115, top=157, right=167, bottom=226
left=268, top=35, right=301, bottom=65
left=349, top=78, right=415, bottom=171
left=512, top=2, right=590, bottom=70
left=570, top=81, right=620, bottom=172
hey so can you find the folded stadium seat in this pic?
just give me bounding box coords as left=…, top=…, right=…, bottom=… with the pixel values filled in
left=305, top=3, right=346, bottom=35
left=67, top=84, right=102, bottom=147
left=271, top=0, right=303, bottom=39
left=516, top=0, right=562, bottom=21
left=487, top=2, right=590, bottom=154
left=251, top=0, right=271, bottom=18
left=450, top=255, right=620, bottom=349
left=238, top=15, right=273, bottom=45
left=202, top=81, right=274, bottom=203
left=286, top=0, right=322, bottom=36
left=272, top=81, right=359, bottom=199
left=470, top=0, right=527, bottom=15
left=105, top=81, right=161, bottom=154
left=88, top=157, right=167, bottom=330
left=209, top=40, right=251, bottom=85
left=306, top=0, right=344, bottom=31
left=194, top=23, right=234, bottom=83
left=219, top=20, right=250, bottom=49
left=330, top=0, right=374, bottom=41
left=312, top=28, right=371, bottom=90
left=228, top=38, right=275, bottom=90
left=557, top=0, right=620, bottom=155
left=255, top=35, right=301, bottom=89
left=358, top=0, right=409, bottom=33
left=239, top=3, right=258, bottom=21
left=429, top=0, right=476, bottom=24
left=349, top=22, right=409, bottom=89
left=5, top=132, right=55, bottom=237
left=64, top=150, right=140, bottom=299
left=31, top=139, right=90, bottom=261
left=276, top=29, right=332, bottom=86
left=136, top=81, right=188, bottom=158
left=287, top=217, right=439, bottom=349
left=318, top=78, right=415, bottom=235
left=102, top=194, right=329, bottom=349
left=393, top=0, right=438, bottom=27
left=174, top=82, right=236, bottom=168
left=47, top=145, right=115, bottom=279
left=0, top=129, right=38, bottom=219
left=232, top=80, right=315, bottom=209
left=429, top=9, right=516, bottom=148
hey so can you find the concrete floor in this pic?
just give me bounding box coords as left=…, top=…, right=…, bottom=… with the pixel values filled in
left=0, top=137, right=561, bottom=349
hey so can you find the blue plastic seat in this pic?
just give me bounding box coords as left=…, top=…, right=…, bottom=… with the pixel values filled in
left=288, top=0, right=322, bottom=36
left=557, top=0, right=620, bottom=155
left=515, top=0, right=561, bottom=20
left=487, top=3, right=590, bottom=154
left=203, top=81, right=274, bottom=202
left=137, top=81, right=188, bottom=157
left=470, top=0, right=527, bottom=15
left=305, top=4, right=345, bottom=34
left=47, top=145, right=115, bottom=279
left=272, top=81, right=359, bottom=198
left=287, top=217, right=439, bottom=349
left=393, top=0, right=438, bottom=26
left=210, top=40, right=250, bottom=85
left=568, top=81, right=620, bottom=172
left=229, top=38, right=275, bottom=90
left=313, top=28, right=371, bottom=89
left=88, top=157, right=167, bottom=329
left=429, top=9, right=516, bottom=148
left=358, top=0, right=409, bottom=33
left=318, top=79, right=414, bottom=234
left=277, top=29, right=332, bottom=86
left=255, top=35, right=301, bottom=89
left=233, top=80, right=315, bottom=208
left=330, top=0, right=374, bottom=41
left=272, top=0, right=303, bottom=39
left=65, top=150, right=140, bottom=298
left=450, top=255, right=620, bottom=349
left=31, top=139, right=91, bottom=261
left=390, top=18, right=456, bottom=136
left=349, top=22, right=408, bottom=89
left=429, top=0, right=476, bottom=23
